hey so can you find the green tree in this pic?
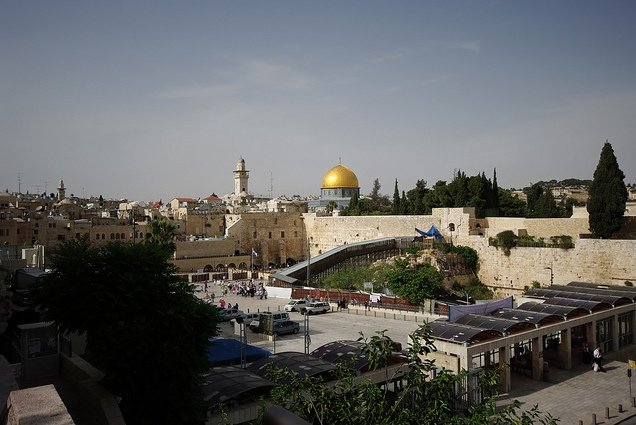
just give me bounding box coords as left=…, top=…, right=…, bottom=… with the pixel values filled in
left=145, top=220, right=177, bottom=255
left=524, top=183, right=543, bottom=216
left=532, top=190, right=560, bottom=218
left=498, top=189, right=527, bottom=217
left=392, top=179, right=401, bottom=215
left=322, top=265, right=375, bottom=290
left=447, top=245, right=479, bottom=272
left=386, top=259, right=443, bottom=304
left=262, top=327, right=556, bottom=425
left=367, top=178, right=390, bottom=213
left=587, top=141, right=628, bottom=238
left=36, top=237, right=219, bottom=425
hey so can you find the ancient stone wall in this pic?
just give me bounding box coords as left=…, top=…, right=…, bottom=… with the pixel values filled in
left=300, top=209, right=634, bottom=297
left=462, top=235, right=636, bottom=296
left=484, top=216, right=589, bottom=240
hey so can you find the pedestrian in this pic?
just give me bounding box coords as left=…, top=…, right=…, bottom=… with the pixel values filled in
left=593, top=345, right=605, bottom=372
left=234, top=302, right=238, bottom=310
left=364, top=300, right=369, bottom=311
left=211, top=292, right=215, bottom=303
left=219, top=299, right=225, bottom=309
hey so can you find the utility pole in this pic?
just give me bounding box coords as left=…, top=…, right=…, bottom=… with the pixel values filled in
left=304, top=237, right=312, bottom=354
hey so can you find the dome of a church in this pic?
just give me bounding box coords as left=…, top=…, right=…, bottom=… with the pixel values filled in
left=321, top=164, right=359, bottom=189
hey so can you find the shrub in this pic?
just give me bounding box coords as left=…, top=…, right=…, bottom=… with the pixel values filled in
left=494, top=230, right=518, bottom=255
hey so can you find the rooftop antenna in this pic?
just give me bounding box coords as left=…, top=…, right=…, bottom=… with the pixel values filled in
left=17, top=172, right=22, bottom=194
left=339, top=157, right=341, bottom=164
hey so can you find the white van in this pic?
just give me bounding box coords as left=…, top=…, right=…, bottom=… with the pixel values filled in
left=284, top=299, right=308, bottom=312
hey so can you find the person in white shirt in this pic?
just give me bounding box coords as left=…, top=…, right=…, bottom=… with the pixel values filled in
left=593, top=345, right=605, bottom=372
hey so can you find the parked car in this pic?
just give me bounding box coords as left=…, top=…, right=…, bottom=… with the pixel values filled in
left=284, top=299, right=308, bottom=312
left=218, top=308, right=244, bottom=321
left=272, top=320, right=301, bottom=336
left=301, top=302, right=331, bottom=315
left=249, top=312, right=291, bottom=332
left=230, top=313, right=260, bottom=326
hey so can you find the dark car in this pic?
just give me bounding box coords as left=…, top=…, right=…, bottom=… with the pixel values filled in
left=272, top=320, right=300, bottom=336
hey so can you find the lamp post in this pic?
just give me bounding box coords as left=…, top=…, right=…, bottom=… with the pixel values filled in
left=304, top=237, right=312, bottom=354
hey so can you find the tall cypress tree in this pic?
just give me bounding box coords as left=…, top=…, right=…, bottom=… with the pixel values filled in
left=392, top=179, right=401, bottom=215
left=492, top=168, right=500, bottom=211
left=587, top=141, right=628, bottom=238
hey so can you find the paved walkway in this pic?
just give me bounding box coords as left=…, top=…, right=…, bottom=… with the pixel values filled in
left=205, top=288, right=636, bottom=424
left=499, top=359, right=636, bottom=425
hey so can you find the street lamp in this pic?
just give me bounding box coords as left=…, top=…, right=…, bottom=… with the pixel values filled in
left=305, top=237, right=312, bottom=354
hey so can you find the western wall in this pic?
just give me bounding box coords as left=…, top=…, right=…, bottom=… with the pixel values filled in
left=303, top=207, right=636, bottom=296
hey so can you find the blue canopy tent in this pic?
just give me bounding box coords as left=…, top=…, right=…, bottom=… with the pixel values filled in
left=206, top=338, right=272, bottom=367
left=415, top=225, right=443, bottom=240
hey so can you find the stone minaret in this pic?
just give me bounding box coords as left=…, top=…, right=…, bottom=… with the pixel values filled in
left=233, top=157, right=249, bottom=195
left=57, top=179, right=66, bottom=201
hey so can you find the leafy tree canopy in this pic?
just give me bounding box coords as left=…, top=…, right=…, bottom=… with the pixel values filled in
left=36, top=236, right=220, bottom=425
left=261, top=328, right=556, bottom=425
left=386, top=259, right=443, bottom=304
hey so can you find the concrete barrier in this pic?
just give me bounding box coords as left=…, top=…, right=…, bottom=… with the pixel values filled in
left=60, top=354, right=126, bottom=425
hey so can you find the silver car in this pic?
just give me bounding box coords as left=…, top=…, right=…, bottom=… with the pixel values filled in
left=273, top=320, right=301, bottom=336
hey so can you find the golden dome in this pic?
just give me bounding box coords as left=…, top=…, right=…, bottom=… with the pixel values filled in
left=321, top=164, right=359, bottom=189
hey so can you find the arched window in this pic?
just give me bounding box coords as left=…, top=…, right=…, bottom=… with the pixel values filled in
left=96, top=234, right=100, bottom=240
left=115, top=233, right=120, bottom=239
left=110, top=233, right=115, bottom=239
left=121, top=233, right=125, bottom=239
left=102, top=233, right=105, bottom=239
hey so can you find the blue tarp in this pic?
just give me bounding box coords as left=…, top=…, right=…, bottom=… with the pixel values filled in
left=206, top=338, right=272, bottom=366
left=415, top=225, right=443, bottom=240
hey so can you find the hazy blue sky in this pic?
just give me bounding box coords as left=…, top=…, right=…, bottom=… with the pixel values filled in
left=2, top=1, right=635, bottom=201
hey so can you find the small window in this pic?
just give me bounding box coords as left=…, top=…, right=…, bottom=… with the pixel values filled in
left=96, top=234, right=100, bottom=240
left=102, top=233, right=105, bottom=239
left=294, top=231, right=298, bottom=237
left=268, top=232, right=272, bottom=239
left=253, top=231, right=257, bottom=239
left=281, top=231, right=285, bottom=238
left=116, top=233, right=120, bottom=239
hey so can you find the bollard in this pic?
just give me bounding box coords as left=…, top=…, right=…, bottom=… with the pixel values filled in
left=606, top=407, right=610, bottom=419
left=619, top=404, right=623, bottom=413
left=578, top=421, right=583, bottom=425
left=592, top=413, right=597, bottom=425
left=633, top=397, right=636, bottom=407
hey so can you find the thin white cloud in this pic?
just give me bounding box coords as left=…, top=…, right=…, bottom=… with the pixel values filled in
left=154, top=83, right=239, bottom=99
left=154, top=59, right=315, bottom=100
left=420, top=75, right=449, bottom=87
left=368, top=51, right=404, bottom=64
left=421, top=40, right=481, bottom=53
left=241, top=59, right=314, bottom=90
left=460, top=41, right=481, bottom=52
